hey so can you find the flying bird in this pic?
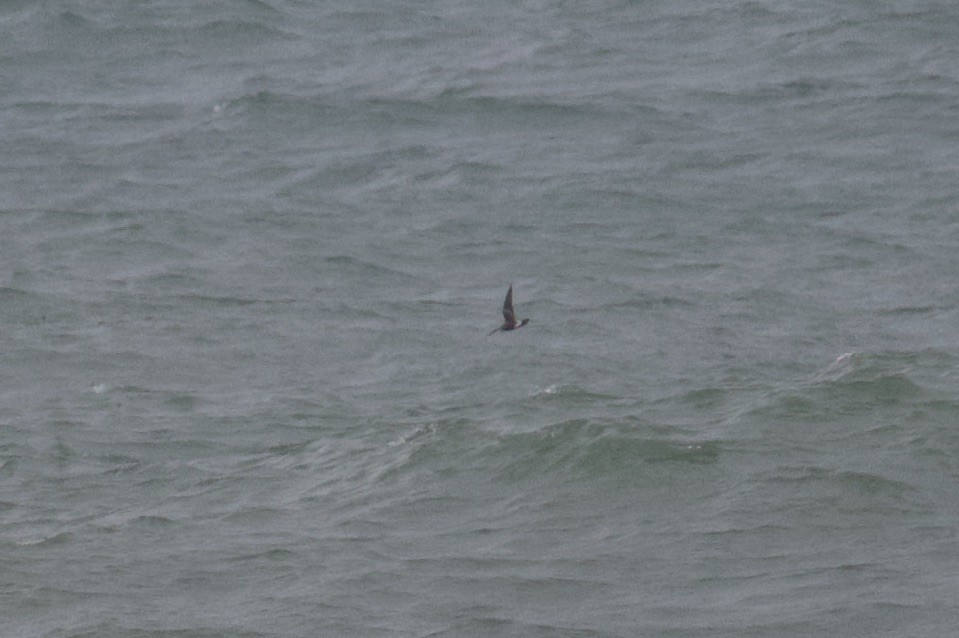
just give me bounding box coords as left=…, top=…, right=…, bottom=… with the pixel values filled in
left=489, top=284, right=529, bottom=335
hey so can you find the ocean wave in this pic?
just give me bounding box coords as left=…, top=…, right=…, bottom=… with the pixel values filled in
left=528, top=384, right=618, bottom=403
left=373, top=417, right=720, bottom=492
left=736, top=351, right=933, bottom=426
left=745, top=464, right=930, bottom=517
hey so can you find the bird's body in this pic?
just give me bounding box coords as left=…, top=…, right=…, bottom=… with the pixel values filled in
left=489, top=284, right=530, bottom=335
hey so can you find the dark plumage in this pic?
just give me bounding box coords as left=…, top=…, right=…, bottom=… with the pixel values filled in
left=489, top=284, right=530, bottom=335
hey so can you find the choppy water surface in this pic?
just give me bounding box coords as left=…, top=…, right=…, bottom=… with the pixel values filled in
left=2, top=1, right=959, bottom=636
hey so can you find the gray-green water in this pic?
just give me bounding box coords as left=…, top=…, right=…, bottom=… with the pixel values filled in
left=3, top=1, right=959, bottom=636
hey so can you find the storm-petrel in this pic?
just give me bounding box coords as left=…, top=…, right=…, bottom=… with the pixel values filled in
left=489, top=284, right=529, bottom=335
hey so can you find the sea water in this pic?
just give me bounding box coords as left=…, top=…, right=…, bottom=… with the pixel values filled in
left=2, top=1, right=959, bottom=636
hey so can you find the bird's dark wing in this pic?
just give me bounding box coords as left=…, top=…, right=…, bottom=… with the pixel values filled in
left=502, top=285, right=516, bottom=323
